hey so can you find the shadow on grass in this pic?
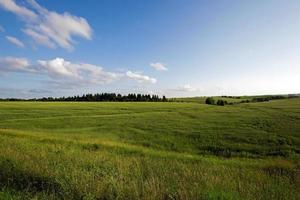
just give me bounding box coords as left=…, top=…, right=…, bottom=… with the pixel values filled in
left=197, top=145, right=298, bottom=159
left=0, top=158, right=69, bottom=199
left=262, top=161, right=300, bottom=185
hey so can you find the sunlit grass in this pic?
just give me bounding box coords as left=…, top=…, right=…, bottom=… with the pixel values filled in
left=0, top=99, right=299, bottom=199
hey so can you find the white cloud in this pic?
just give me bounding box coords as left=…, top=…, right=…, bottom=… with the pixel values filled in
left=0, top=57, right=33, bottom=72
left=0, top=0, right=92, bottom=50
left=38, top=58, right=120, bottom=84
left=6, top=36, right=25, bottom=47
left=38, top=58, right=79, bottom=78
left=22, top=28, right=55, bottom=48
left=126, top=71, right=157, bottom=84
left=150, top=62, right=167, bottom=71
left=177, top=84, right=198, bottom=92
left=0, top=0, right=37, bottom=20
left=0, top=25, right=4, bottom=32
left=0, top=56, right=157, bottom=86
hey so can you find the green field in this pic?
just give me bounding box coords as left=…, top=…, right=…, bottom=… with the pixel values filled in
left=0, top=99, right=300, bottom=199
left=174, top=96, right=253, bottom=104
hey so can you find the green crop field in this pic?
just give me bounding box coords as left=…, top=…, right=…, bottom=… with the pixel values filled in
left=0, top=99, right=300, bottom=199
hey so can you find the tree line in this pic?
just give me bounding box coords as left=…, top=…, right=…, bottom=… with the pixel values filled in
left=205, top=97, right=228, bottom=106
left=205, top=94, right=300, bottom=106
left=0, top=93, right=168, bottom=102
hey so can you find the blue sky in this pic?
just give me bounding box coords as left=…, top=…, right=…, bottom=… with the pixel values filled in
left=0, top=0, right=300, bottom=98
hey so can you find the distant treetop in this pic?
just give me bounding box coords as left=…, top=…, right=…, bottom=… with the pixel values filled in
left=0, top=93, right=168, bottom=102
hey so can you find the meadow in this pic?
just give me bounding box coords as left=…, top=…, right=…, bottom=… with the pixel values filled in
left=0, top=98, right=299, bottom=199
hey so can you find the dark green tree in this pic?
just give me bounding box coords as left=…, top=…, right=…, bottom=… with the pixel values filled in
left=205, top=97, right=215, bottom=105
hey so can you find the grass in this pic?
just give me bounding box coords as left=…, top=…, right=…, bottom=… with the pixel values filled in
left=174, top=96, right=254, bottom=104
left=0, top=99, right=299, bottom=199
left=174, top=95, right=285, bottom=104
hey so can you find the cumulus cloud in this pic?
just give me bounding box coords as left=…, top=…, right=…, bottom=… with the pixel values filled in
left=38, top=58, right=79, bottom=78
left=6, top=36, right=25, bottom=47
left=177, top=84, right=198, bottom=92
left=126, top=71, right=157, bottom=84
left=150, top=62, right=167, bottom=71
left=0, top=57, right=34, bottom=72
left=0, top=0, right=92, bottom=50
left=0, top=56, right=157, bottom=86
left=38, top=58, right=121, bottom=84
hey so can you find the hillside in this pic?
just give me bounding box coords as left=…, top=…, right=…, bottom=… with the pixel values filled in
left=0, top=99, right=299, bottom=199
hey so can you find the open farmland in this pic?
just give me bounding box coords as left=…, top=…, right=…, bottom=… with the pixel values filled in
left=0, top=99, right=300, bottom=199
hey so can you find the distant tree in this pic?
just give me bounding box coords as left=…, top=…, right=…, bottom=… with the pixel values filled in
left=3, top=93, right=167, bottom=102
left=205, top=97, right=215, bottom=105
left=162, top=96, right=167, bottom=102
left=137, top=94, right=142, bottom=101
left=217, top=99, right=227, bottom=106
